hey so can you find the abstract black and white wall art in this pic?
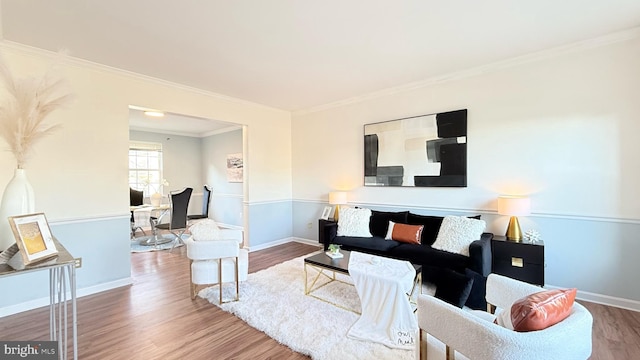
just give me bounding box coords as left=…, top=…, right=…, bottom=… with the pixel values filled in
left=364, top=109, right=467, bottom=187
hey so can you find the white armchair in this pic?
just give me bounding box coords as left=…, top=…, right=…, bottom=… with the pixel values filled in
left=417, top=273, right=593, bottom=360
left=185, top=228, right=248, bottom=303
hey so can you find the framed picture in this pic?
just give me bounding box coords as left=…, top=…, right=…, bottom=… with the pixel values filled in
left=9, top=213, right=58, bottom=265
left=320, top=206, right=332, bottom=220
left=226, top=153, right=244, bottom=183
left=364, top=109, right=467, bottom=187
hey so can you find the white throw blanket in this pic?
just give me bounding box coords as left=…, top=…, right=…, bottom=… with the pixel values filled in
left=347, top=251, right=418, bottom=349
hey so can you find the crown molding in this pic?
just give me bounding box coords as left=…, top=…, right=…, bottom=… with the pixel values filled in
left=201, top=125, right=243, bottom=138
left=128, top=126, right=203, bottom=138
left=0, top=40, right=287, bottom=114
left=294, top=27, right=640, bottom=116
left=129, top=124, right=241, bottom=138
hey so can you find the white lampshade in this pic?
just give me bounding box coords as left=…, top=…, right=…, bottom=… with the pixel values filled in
left=328, top=191, right=348, bottom=205
left=497, top=196, right=531, bottom=216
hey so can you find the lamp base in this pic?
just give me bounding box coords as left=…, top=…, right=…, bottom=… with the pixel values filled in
left=505, top=216, right=523, bottom=242
left=332, top=205, right=340, bottom=222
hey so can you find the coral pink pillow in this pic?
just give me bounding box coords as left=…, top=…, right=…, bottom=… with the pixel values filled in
left=385, top=221, right=423, bottom=244
left=503, top=288, right=577, bottom=332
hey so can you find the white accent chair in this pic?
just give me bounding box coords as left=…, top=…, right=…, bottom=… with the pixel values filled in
left=185, top=228, right=248, bottom=303
left=417, top=273, right=593, bottom=360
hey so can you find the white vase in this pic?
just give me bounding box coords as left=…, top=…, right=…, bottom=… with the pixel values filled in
left=150, top=192, right=162, bottom=207
left=0, top=169, right=35, bottom=252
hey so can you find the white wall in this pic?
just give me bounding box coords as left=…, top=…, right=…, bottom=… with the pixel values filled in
left=0, top=43, right=292, bottom=314
left=291, top=36, right=640, bottom=309
left=202, top=129, right=244, bottom=227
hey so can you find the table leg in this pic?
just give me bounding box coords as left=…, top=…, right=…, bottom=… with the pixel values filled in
left=49, top=265, right=77, bottom=360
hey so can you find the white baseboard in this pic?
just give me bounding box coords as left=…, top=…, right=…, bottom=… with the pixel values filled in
left=546, top=284, right=640, bottom=312
left=247, top=237, right=321, bottom=252
left=291, top=237, right=322, bottom=247
left=247, top=237, right=295, bottom=252
left=0, top=277, right=133, bottom=318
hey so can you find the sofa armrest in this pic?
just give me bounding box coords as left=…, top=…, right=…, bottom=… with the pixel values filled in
left=468, top=232, right=493, bottom=276
left=318, top=220, right=338, bottom=250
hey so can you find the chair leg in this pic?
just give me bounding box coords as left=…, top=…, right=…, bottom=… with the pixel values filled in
left=235, top=256, right=239, bottom=301
left=189, top=260, right=196, bottom=300
left=419, top=329, right=425, bottom=360
left=446, top=345, right=455, bottom=360
left=218, top=259, right=223, bottom=304
left=169, top=230, right=186, bottom=253
left=487, top=303, right=496, bottom=314
left=191, top=283, right=198, bottom=300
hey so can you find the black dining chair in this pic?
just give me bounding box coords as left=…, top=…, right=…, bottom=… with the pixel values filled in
left=129, top=188, right=145, bottom=238
left=153, top=187, right=193, bottom=251
left=187, top=185, right=212, bottom=221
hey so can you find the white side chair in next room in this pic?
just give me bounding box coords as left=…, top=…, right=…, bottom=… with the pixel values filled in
left=184, top=220, right=248, bottom=303
left=417, top=273, right=593, bottom=360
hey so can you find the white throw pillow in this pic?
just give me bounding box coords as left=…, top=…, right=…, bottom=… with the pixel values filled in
left=494, top=308, right=515, bottom=330
left=432, top=216, right=486, bottom=256
left=384, top=221, right=396, bottom=240
left=337, top=207, right=372, bottom=237
left=189, top=219, right=221, bottom=241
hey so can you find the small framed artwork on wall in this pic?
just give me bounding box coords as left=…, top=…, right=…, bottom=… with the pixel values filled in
left=227, top=153, right=244, bottom=183
left=320, top=206, right=332, bottom=220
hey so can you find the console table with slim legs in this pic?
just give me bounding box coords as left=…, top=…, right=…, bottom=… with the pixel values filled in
left=0, top=238, right=77, bottom=360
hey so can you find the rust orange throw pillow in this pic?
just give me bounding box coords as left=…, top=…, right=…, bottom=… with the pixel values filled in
left=385, top=221, right=423, bottom=244
left=510, top=288, right=577, bottom=332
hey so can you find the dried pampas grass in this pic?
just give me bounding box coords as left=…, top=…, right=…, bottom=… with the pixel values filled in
left=0, top=53, right=73, bottom=169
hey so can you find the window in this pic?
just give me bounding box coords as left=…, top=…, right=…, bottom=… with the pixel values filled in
left=129, top=141, right=164, bottom=195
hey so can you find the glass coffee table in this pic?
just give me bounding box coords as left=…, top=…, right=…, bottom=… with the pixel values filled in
left=303, top=250, right=422, bottom=312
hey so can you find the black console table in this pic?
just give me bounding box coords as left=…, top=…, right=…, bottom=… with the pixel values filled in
left=318, top=219, right=337, bottom=250
left=491, top=235, right=545, bottom=286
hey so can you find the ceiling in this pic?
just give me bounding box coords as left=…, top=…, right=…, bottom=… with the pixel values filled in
left=2, top=0, right=640, bottom=114
left=128, top=108, right=240, bottom=138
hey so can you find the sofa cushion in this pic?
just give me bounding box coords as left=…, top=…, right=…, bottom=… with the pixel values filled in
left=388, top=243, right=470, bottom=271
left=463, top=268, right=487, bottom=310
left=337, top=207, right=372, bottom=237
left=332, top=236, right=401, bottom=252
left=432, top=216, right=486, bottom=256
left=385, top=221, right=423, bottom=244
left=434, top=269, right=475, bottom=308
left=406, top=213, right=444, bottom=246
left=369, top=210, right=409, bottom=237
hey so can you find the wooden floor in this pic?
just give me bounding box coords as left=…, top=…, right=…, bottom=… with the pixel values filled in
left=0, top=242, right=639, bottom=359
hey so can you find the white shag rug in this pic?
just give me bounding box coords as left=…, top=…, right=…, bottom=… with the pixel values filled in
left=199, top=252, right=461, bottom=360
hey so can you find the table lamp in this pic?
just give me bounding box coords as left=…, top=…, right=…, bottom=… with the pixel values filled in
left=328, top=191, right=348, bottom=221
left=497, top=195, right=530, bottom=242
